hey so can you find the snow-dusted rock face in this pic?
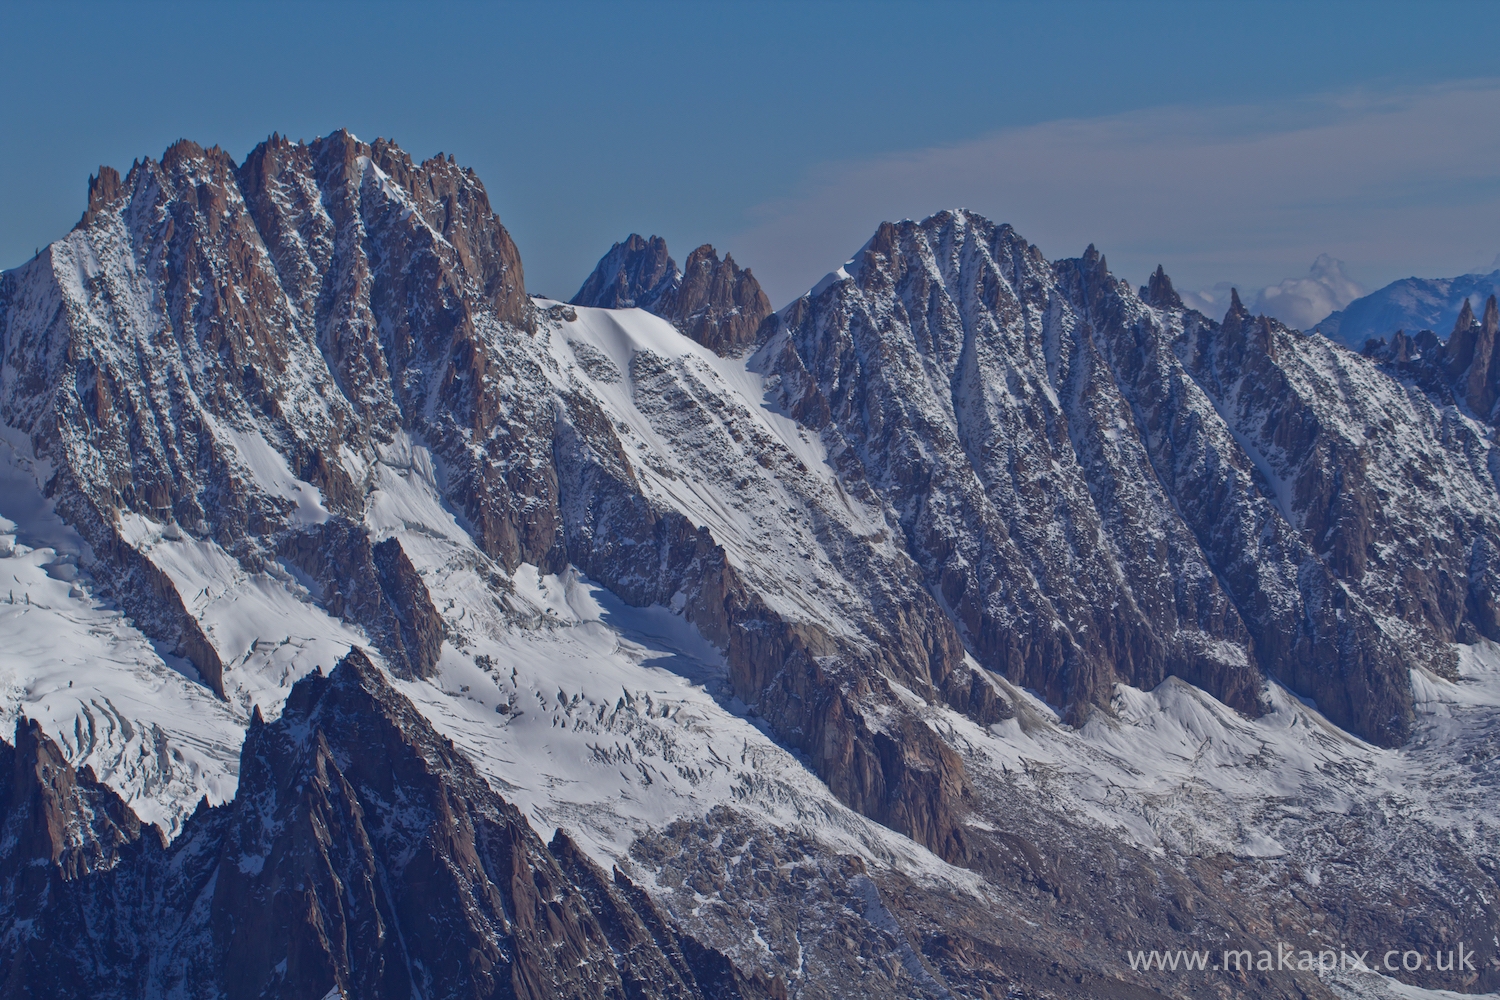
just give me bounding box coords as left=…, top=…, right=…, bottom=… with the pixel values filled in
left=1365, top=295, right=1500, bottom=428
left=3, top=139, right=1499, bottom=998
left=0, top=651, right=784, bottom=1000
left=572, top=234, right=772, bottom=354
left=0, top=131, right=531, bottom=686
left=0, top=135, right=987, bottom=865
left=764, top=211, right=1500, bottom=747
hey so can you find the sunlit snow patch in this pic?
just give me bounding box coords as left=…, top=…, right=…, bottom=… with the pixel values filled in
left=355, top=426, right=978, bottom=885
left=116, top=510, right=367, bottom=720
left=0, top=438, right=248, bottom=834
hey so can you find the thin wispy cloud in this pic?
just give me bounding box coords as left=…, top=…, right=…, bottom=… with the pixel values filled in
left=729, top=81, right=1500, bottom=310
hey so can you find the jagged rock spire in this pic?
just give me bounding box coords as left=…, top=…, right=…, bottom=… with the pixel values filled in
left=674, top=244, right=772, bottom=354
left=1465, top=295, right=1499, bottom=418
left=570, top=234, right=677, bottom=312
left=572, top=235, right=771, bottom=355
left=1142, top=264, right=1184, bottom=309
left=0, top=718, right=153, bottom=880
left=1448, top=298, right=1480, bottom=371
left=77, top=165, right=124, bottom=229
left=1436, top=296, right=1500, bottom=419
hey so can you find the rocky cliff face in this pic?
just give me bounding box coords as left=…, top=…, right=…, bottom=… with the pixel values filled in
left=0, top=131, right=523, bottom=684
left=0, top=651, right=784, bottom=1000
left=761, top=212, right=1500, bottom=746
left=572, top=235, right=772, bottom=354
left=1365, top=295, right=1500, bottom=426
left=569, top=234, right=677, bottom=314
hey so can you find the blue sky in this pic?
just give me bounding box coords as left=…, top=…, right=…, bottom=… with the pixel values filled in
left=3, top=0, right=1499, bottom=322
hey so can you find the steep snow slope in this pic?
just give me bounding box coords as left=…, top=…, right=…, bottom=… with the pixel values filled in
left=544, top=302, right=898, bottom=634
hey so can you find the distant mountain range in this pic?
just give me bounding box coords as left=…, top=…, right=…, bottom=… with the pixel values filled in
left=1311, top=266, right=1500, bottom=347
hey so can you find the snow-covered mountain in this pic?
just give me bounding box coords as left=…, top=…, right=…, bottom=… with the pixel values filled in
left=1312, top=267, right=1500, bottom=349
left=1, top=134, right=1497, bottom=999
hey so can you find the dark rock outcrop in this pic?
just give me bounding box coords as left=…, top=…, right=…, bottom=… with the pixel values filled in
left=0, top=719, right=157, bottom=882
left=276, top=522, right=444, bottom=678
left=569, top=234, right=677, bottom=314
left=571, top=235, right=771, bottom=354
left=1446, top=296, right=1500, bottom=422
left=1140, top=263, right=1183, bottom=309
left=371, top=536, right=445, bottom=677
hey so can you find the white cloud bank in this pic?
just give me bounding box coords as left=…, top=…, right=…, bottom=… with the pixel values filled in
left=728, top=81, right=1500, bottom=310
left=1252, top=255, right=1366, bottom=329
left=1178, top=257, right=1366, bottom=327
